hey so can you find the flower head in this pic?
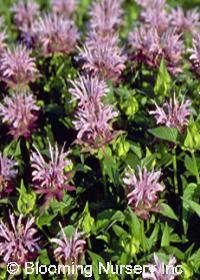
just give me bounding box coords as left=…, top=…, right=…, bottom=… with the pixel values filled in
left=69, top=75, right=118, bottom=149
left=12, top=0, right=39, bottom=30
left=142, top=253, right=177, bottom=280
left=128, top=27, right=183, bottom=75
left=124, top=166, right=164, bottom=219
left=128, top=26, right=161, bottom=68
left=30, top=141, right=75, bottom=204
left=89, top=0, right=123, bottom=37
left=0, top=153, right=17, bottom=197
left=69, top=75, right=109, bottom=106
left=51, top=0, right=76, bottom=17
left=0, top=45, right=38, bottom=88
left=79, top=33, right=126, bottom=82
left=170, top=7, right=200, bottom=34
left=149, top=94, right=191, bottom=133
left=33, top=13, right=79, bottom=56
left=51, top=223, right=86, bottom=266
left=74, top=102, right=118, bottom=149
left=189, top=34, right=200, bottom=77
left=0, top=91, right=39, bottom=139
left=0, top=213, right=39, bottom=265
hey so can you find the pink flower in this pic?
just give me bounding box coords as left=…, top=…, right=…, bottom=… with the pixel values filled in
left=124, top=166, right=164, bottom=219
left=128, top=27, right=183, bottom=75
left=30, top=141, right=75, bottom=204
left=74, top=102, right=118, bottom=149
left=138, top=0, right=169, bottom=34
left=149, top=94, right=191, bottom=132
left=69, top=75, right=119, bottom=149
left=51, top=223, right=86, bottom=266
left=0, top=45, right=38, bottom=88
left=69, top=75, right=109, bottom=106
left=89, top=0, right=123, bottom=37
left=0, top=213, right=39, bottom=265
left=51, top=0, right=76, bottom=17
left=0, top=153, right=17, bottom=197
left=79, top=33, right=126, bottom=82
left=128, top=26, right=161, bottom=68
left=0, top=91, right=39, bottom=139
left=189, top=34, right=200, bottom=77
left=170, top=7, right=200, bottom=34
left=11, top=0, right=39, bottom=30
left=33, top=13, right=79, bottom=56
left=142, top=253, right=177, bottom=280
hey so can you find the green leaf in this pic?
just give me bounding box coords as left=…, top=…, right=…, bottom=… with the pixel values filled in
left=148, top=126, right=178, bottom=143
left=160, top=203, right=179, bottom=221
left=17, top=180, right=36, bottom=215
left=154, top=59, right=171, bottom=97
left=184, top=155, right=196, bottom=176
left=79, top=202, right=95, bottom=234
left=161, top=222, right=170, bottom=247
left=187, top=200, right=200, bottom=217
left=88, top=251, right=105, bottom=280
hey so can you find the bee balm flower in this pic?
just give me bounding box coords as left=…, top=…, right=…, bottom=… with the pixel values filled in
left=149, top=94, right=191, bottom=133
left=0, top=91, right=39, bottom=139
left=30, top=141, right=75, bottom=204
left=51, top=224, right=86, bottom=266
left=0, top=213, right=39, bottom=265
left=0, top=153, right=17, bottom=197
left=0, top=45, right=38, bottom=88
left=69, top=75, right=119, bottom=149
left=33, top=13, right=79, bottom=56
left=51, top=0, right=76, bottom=17
left=142, top=253, right=177, bottom=280
left=124, top=167, right=164, bottom=219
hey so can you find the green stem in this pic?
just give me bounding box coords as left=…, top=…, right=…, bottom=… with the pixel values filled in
left=172, top=147, right=178, bottom=194
left=191, top=151, right=200, bottom=184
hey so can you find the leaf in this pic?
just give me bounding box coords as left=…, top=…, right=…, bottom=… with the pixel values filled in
left=161, top=222, right=170, bottom=247
left=17, top=180, right=36, bottom=215
left=184, top=155, right=196, bottom=176
left=160, top=203, right=179, bottom=221
left=88, top=251, right=105, bottom=280
left=187, top=200, right=200, bottom=217
left=148, top=126, right=178, bottom=143
left=154, top=59, right=171, bottom=97
left=79, top=202, right=95, bottom=234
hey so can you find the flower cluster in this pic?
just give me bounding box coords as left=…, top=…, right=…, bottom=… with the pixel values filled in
left=0, top=153, right=17, bottom=197
left=33, top=13, right=79, bottom=56
left=11, top=0, right=39, bottom=47
left=123, top=167, right=164, bottom=220
left=78, top=0, right=126, bottom=83
left=0, top=213, right=39, bottom=265
left=51, top=0, right=76, bottom=17
left=51, top=224, right=86, bottom=266
left=30, top=141, right=75, bottom=204
left=89, top=0, right=123, bottom=37
left=149, top=94, right=191, bottom=133
left=69, top=75, right=118, bottom=149
left=0, top=45, right=38, bottom=88
left=170, top=7, right=200, bottom=34
left=139, top=0, right=169, bottom=35
left=0, top=91, right=39, bottom=139
left=128, top=27, right=184, bottom=75
left=12, top=0, right=39, bottom=29
left=142, top=253, right=177, bottom=280
left=79, top=34, right=126, bottom=83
